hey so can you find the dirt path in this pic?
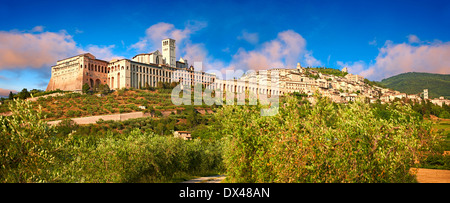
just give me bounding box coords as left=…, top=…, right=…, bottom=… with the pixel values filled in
left=181, top=175, right=226, bottom=183
left=411, top=168, right=450, bottom=183
left=182, top=169, right=450, bottom=183
left=47, top=112, right=150, bottom=125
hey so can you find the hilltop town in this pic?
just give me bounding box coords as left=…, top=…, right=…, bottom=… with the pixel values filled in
left=45, top=38, right=449, bottom=107
left=214, top=62, right=449, bottom=107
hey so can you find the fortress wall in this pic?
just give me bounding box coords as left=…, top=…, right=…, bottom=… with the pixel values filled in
left=47, top=71, right=84, bottom=91
left=46, top=53, right=109, bottom=91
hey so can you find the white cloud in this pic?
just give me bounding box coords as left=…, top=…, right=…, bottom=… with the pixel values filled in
left=229, top=30, right=321, bottom=71
left=337, top=36, right=450, bottom=81
left=85, top=44, right=124, bottom=61
left=129, top=21, right=232, bottom=74
left=131, top=23, right=321, bottom=76
left=0, top=29, right=80, bottom=69
left=304, top=52, right=322, bottom=67
left=238, top=31, right=259, bottom=45
left=336, top=60, right=370, bottom=76
left=0, top=27, right=123, bottom=70
left=369, top=38, right=377, bottom=46
left=130, top=21, right=208, bottom=54
left=31, top=26, right=44, bottom=32
left=407, top=34, right=421, bottom=44
left=0, top=88, right=17, bottom=97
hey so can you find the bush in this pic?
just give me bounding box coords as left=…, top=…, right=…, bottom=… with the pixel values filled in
left=0, top=99, right=223, bottom=183
left=218, top=95, right=439, bottom=183
left=420, top=154, right=450, bottom=170
left=0, top=99, right=63, bottom=182
left=65, top=110, right=76, bottom=117
left=55, top=129, right=223, bottom=182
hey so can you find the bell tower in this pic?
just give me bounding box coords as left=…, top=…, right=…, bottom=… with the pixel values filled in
left=162, top=38, right=176, bottom=67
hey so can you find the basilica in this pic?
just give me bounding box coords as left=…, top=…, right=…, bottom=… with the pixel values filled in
left=46, top=38, right=216, bottom=92
left=48, top=38, right=400, bottom=105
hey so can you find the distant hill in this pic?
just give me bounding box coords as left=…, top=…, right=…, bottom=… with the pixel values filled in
left=380, top=72, right=450, bottom=99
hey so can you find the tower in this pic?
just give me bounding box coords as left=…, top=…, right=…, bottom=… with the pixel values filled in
left=296, top=62, right=301, bottom=70
left=424, top=89, right=428, bottom=100
left=162, top=38, right=176, bottom=67
left=342, top=67, right=348, bottom=73
left=296, top=62, right=303, bottom=73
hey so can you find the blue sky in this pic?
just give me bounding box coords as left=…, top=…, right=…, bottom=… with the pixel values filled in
left=1, top=0, right=450, bottom=96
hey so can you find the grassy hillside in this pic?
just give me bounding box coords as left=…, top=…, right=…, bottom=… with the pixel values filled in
left=0, top=88, right=214, bottom=120
left=380, top=72, right=450, bottom=99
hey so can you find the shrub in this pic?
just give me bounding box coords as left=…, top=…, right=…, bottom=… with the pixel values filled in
left=65, top=110, right=76, bottom=117
left=420, top=154, right=450, bottom=170
left=0, top=99, right=223, bottom=182
left=0, top=99, right=64, bottom=182
left=54, top=129, right=223, bottom=182
left=219, top=95, right=440, bottom=183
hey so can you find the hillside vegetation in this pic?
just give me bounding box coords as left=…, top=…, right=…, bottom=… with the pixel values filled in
left=0, top=99, right=223, bottom=183
left=380, top=72, right=450, bottom=99
left=217, top=95, right=441, bottom=183
left=305, top=66, right=348, bottom=77
left=0, top=86, right=447, bottom=182
left=0, top=88, right=214, bottom=120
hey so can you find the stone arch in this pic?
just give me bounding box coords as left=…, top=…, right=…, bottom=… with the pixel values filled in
left=111, top=77, right=114, bottom=89
left=89, top=78, right=94, bottom=88
left=117, top=72, right=120, bottom=89
left=95, top=79, right=101, bottom=89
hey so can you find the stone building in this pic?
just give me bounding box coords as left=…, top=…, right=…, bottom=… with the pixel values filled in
left=132, top=50, right=163, bottom=65
left=107, top=58, right=176, bottom=89
left=431, top=97, right=450, bottom=107
left=173, top=131, right=192, bottom=140
left=47, top=39, right=216, bottom=91
left=46, top=53, right=108, bottom=91
left=162, top=38, right=176, bottom=68
left=345, top=73, right=364, bottom=83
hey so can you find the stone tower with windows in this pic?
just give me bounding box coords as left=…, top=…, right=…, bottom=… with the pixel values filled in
left=424, top=89, right=429, bottom=100
left=162, top=38, right=176, bottom=67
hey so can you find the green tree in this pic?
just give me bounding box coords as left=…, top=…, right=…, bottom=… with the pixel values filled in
left=0, top=99, right=69, bottom=182
left=157, top=81, right=164, bottom=88
left=18, top=88, right=30, bottom=100
left=98, top=84, right=110, bottom=95
left=185, top=106, right=200, bottom=127
left=156, top=123, right=165, bottom=135
left=218, top=95, right=439, bottom=183
left=439, top=110, right=450, bottom=119
left=82, top=83, right=90, bottom=94
left=8, top=91, right=14, bottom=100
left=170, top=82, right=179, bottom=88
